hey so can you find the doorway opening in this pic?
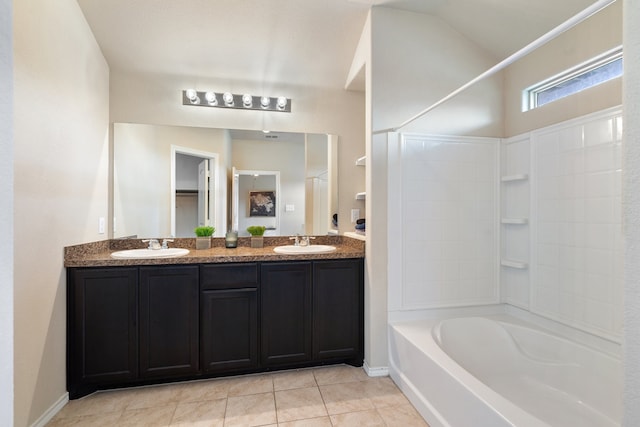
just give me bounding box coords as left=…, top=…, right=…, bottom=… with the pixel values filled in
left=171, top=146, right=222, bottom=237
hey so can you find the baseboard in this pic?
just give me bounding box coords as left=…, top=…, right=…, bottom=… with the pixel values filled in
left=363, top=361, right=389, bottom=377
left=31, top=392, right=68, bottom=427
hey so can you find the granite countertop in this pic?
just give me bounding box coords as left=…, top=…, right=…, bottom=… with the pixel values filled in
left=64, top=235, right=365, bottom=268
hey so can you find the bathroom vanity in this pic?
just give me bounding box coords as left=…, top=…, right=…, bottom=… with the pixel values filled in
left=65, top=237, right=364, bottom=399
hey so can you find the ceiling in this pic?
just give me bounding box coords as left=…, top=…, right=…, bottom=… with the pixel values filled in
left=77, top=0, right=599, bottom=91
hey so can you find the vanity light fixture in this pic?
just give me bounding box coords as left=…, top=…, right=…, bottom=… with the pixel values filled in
left=182, top=90, right=291, bottom=112
left=223, top=92, right=234, bottom=106
left=242, top=94, right=253, bottom=107
left=276, top=96, right=288, bottom=110
left=204, top=91, right=218, bottom=106
left=185, top=89, right=200, bottom=104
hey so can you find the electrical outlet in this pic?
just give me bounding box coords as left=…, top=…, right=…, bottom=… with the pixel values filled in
left=99, top=217, right=105, bottom=234
left=351, top=209, right=360, bottom=223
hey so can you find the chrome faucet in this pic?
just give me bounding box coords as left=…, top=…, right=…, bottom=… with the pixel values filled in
left=289, top=235, right=301, bottom=246
left=142, top=239, right=161, bottom=250
left=299, top=236, right=316, bottom=246
left=162, top=239, right=174, bottom=249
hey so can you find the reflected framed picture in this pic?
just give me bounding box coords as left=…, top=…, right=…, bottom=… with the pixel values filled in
left=249, top=191, right=276, bottom=217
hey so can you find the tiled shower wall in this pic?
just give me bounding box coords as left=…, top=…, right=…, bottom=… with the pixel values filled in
left=389, top=109, right=622, bottom=341
left=530, top=109, right=623, bottom=341
left=397, top=135, right=499, bottom=309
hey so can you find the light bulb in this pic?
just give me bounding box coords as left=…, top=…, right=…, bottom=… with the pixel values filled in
left=242, top=94, right=253, bottom=107
left=223, top=92, right=234, bottom=106
left=185, top=89, right=198, bottom=101
left=260, top=96, right=271, bottom=108
left=205, top=91, right=217, bottom=105
left=276, top=96, right=287, bottom=110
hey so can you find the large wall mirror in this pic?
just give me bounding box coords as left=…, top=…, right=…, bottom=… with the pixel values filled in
left=112, top=123, right=338, bottom=239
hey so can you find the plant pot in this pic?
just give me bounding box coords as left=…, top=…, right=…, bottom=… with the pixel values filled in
left=196, top=237, right=212, bottom=250
left=250, top=236, right=264, bottom=248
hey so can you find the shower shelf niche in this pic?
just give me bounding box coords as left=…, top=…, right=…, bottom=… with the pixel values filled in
left=501, top=174, right=528, bottom=182
left=501, top=218, right=528, bottom=225
left=500, top=259, right=528, bottom=269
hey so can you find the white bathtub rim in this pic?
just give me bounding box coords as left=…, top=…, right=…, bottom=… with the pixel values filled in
left=389, top=318, right=549, bottom=427
left=433, top=316, right=620, bottom=369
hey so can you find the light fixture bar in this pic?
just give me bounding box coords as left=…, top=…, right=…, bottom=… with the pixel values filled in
left=182, top=90, right=291, bottom=112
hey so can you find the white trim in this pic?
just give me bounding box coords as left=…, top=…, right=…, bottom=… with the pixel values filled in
left=30, top=393, right=68, bottom=427
left=363, top=361, right=389, bottom=377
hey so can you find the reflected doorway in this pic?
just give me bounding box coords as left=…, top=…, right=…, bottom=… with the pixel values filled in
left=171, top=146, right=221, bottom=237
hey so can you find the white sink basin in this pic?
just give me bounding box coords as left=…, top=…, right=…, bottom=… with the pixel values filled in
left=111, top=248, right=190, bottom=259
left=273, top=245, right=337, bottom=255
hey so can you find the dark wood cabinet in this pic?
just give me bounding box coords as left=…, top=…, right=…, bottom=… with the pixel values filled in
left=200, top=264, right=259, bottom=373
left=261, top=262, right=312, bottom=367
left=67, top=267, right=138, bottom=398
left=313, top=260, right=364, bottom=364
left=67, top=257, right=363, bottom=398
left=139, top=266, right=199, bottom=378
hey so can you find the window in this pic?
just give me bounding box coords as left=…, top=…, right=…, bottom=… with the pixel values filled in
left=523, top=47, right=623, bottom=111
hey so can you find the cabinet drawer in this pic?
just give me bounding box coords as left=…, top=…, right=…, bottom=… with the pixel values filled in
left=200, top=263, right=259, bottom=290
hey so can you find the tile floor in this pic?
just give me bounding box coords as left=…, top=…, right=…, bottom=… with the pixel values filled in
left=48, top=365, right=429, bottom=426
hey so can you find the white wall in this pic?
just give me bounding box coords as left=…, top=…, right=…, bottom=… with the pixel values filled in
left=13, top=0, right=110, bottom=425
left=623, top=0, right=640, bottom=424
left=504, top=1, right=622, bottom=137
left=0, top=0, right=13, bottom=424
left=232, top=138, right=305, bottom=236
left=369, top=6, right=503, bottom=371
left=371, top=7, right=503, bottom=137
left=113, top=123, right=229, bottom=238
left=109, top=70, right=365, bottom=237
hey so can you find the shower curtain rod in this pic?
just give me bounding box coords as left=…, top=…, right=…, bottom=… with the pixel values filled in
left=373, top=0, right=618, bottom=135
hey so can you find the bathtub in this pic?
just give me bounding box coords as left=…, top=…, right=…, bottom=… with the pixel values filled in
left=388, top=315, right=621, bottom=427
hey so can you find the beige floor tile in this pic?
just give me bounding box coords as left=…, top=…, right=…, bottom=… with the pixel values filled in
left=277, top=416, right=333, bottom=427
left=377, top=403, right=430, bottom=426
left=169, top=399, right=227, bottom=426
left=118, top=403, right=178, bottom=426
left=52, top=390, right=134, bottom=419
left=330, top=409, right=386, bottom=426
left=226, top=374, right=273, bottom=397
left=275, top=386, right=327, bottom=422
left=351, top=366, right=376, bottom=382
left=167, top=378, right=232, bottom=403
left=224, top=392, right=277, bottom=427
left=312, top=365, right=364, bottom=385
left=123, top=384, right=186, bottom=410
left=362, top=377, right=410, bottom=408
left=319, top=382, right=375, bottom=415
left=46, top=411, right=123, bottom=427
left=272, top=369, right=317, bottom=391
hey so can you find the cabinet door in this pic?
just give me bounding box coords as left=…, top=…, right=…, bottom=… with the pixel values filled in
left=313, top=259, right=364, bottom=363
left=261, top=262, right=312, bottom=366
left=68, top=267, right=138, bottom=396
left=139, top=266, right=199, bottom=378
left=201, top=288, right=258, bottom=373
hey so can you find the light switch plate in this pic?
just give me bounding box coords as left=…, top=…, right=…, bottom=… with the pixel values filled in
left=285, top=204, right=295, bottom=212
left=99, top=217, right=105, bottom=234
left=351, top=209, right=360, bottom=223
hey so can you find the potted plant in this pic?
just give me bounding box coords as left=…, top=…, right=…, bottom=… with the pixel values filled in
left=246, top=225, right=266, bottom=248
left=194, top=226, right=215, bottom=250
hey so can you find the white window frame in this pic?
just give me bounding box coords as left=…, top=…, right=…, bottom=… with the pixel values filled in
left=522, top=46, right=623, bottom=112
